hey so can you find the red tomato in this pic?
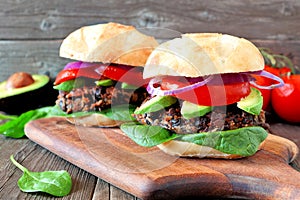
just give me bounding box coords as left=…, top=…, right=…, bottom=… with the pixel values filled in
left=54, top=64, right=149, bottom=87
left=279, top=67, right=292, bottom=77
left=54, top=66, right=100, bottom=85
left=98, top=65, right=150, bottom=87
left=160, top=76, right=251, bottom=106
left=264, top=65, right=280, bottom=76
left=252, top=65, right=291, bottom=111
left=271, top=75, right=300, bottom=123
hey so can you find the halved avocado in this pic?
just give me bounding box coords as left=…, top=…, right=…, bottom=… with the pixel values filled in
left=0, top=74, right=58, bottom=115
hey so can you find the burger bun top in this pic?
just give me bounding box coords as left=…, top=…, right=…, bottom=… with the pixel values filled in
left=60, top=22, right=158, bottom=67
left=144, top=33, right=264, bottom=78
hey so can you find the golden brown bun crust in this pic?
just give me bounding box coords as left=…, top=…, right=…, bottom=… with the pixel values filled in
left=144, top=33, right=264, bottom=78
left=157, top=139, right=266, bottom=159
left=60, top=22, right=158, bottom=67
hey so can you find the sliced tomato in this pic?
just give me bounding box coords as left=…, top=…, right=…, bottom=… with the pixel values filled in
left=54, top=64, right=149, bottom=87
left=160, top=76, right=251, bottom=106
left=98, top=65, right=150, bottom=87
left=54, top=66, right=100, bottom=85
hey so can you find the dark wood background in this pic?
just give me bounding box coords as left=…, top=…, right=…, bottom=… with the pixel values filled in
left=0, top=0, right=300, bottom=82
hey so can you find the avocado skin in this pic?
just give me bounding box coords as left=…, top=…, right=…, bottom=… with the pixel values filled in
left=0, top=75, right=58, bottom=115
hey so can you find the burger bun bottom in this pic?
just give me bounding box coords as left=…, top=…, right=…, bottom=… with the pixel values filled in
left=66, top=113, right=123, bottom=127
left=158, top=140, right=266, bottom=159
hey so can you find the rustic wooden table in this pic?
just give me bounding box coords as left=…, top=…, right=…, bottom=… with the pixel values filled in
left=0, top=117, right=299, bottom=199
left=0, top=1, right=299, bottom=199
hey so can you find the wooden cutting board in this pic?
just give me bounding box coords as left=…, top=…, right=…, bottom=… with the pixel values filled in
left=25, top=117, right=300, bottom=200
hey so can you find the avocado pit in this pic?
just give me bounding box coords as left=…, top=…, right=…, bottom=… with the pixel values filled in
left=5, top=72, right=35, bottom=90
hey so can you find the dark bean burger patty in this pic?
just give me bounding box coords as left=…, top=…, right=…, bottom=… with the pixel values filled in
left=56, top=86, right=148, bottom=114
left=134, top=99, right=269, bottom=134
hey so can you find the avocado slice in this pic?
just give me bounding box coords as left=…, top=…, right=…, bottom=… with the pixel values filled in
left=95, top=79, right=115, bottom=87
left=121, top=82, right=139, bottom=90
left=237, top=87, right=263, bottom=115
left=181, top=101, right=213, bottom=119
left=0, top=74, right=57, bottom=115
left=134, top=95, right=177, bottom=114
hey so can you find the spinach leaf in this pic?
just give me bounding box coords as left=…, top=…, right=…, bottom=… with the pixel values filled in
left=0, top=106, right=66, bottom=138
left=10, top=155, right=72, bottom=197
left=178, top=126, right=268, bottom=156
left=62, top=104, right=137, bottom=121
left=0, top=110, right=48, bottom=138
left=120, top=123, right=268, bottom=156
left=0, top=104, right=137, bottom=138
left=102, top=104, right=136, bottom=121
left=120, top=122, right=179, bottom=147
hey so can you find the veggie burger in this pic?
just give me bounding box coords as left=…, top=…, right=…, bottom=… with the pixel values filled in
left=121, top=33, right=284, bottom=159
left=54, top=22, right=158, bottom=126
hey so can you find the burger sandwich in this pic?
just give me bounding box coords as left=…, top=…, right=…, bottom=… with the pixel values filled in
left=120, top=33, right=284, bottom=159
left=53, top=22, right=158, bottom=126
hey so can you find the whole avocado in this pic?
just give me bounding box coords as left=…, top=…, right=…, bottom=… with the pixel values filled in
left=0, top=72, right=57, bottom=115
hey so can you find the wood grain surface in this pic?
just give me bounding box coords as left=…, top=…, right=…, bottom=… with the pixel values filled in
left=1, top=39, right=299, bottom=82
left=1, top=0, right=300, bottom=81
left=0, top=117, right=138, bottom=200
left=0, top=0, right=299, bottom=40
left=24, top=117, right=299, bottom=200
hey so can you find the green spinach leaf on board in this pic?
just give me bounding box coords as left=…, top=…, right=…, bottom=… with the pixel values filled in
left=10, top=155, right=72, bottom=197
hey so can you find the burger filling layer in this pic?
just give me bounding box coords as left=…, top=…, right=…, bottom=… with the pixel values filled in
left=133, top=100, right=268, bottom=134
left=56, top=85, right=148, bottom=114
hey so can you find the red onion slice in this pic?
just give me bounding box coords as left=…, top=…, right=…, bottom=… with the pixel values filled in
left=247, top=70, right=284, bottom=89
left=147, top=76, right=213, bottom=96
left=63, top=61, right=99, bottom=70
left=146, top=70, right=284, bottom=97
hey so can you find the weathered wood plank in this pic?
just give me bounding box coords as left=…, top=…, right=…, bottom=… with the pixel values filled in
left=1, top=39, right=299, bottom=82
left=0, top=140, right=98, bottom=199
left=92, top=179, right=110, bottom=200
left=269, top=123, right=300, bottom=171
left=0, top=119, right=28, bottom=171
left=110, top=186, right=136, bottom=200
left=0, top=40, right=68, bottom=82
left=253, top=39, right=300, bottom=72
left=0, top=138, right=139, bottom=200
left=0, top=135, right=27, bottom=171
left=0, top=0, right=299, bottom=40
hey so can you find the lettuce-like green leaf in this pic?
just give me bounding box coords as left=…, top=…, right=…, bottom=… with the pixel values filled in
left=10, top=155, right=72, bottom=197
left=179, top=126, right=268, bottom=156
left=0, top=104, right=137, bottom=138
left=120, top=123, right=268, bottom=157
left=120, top=122, right=179, bottom=147
left=0, top=109, right=49, bottom=138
